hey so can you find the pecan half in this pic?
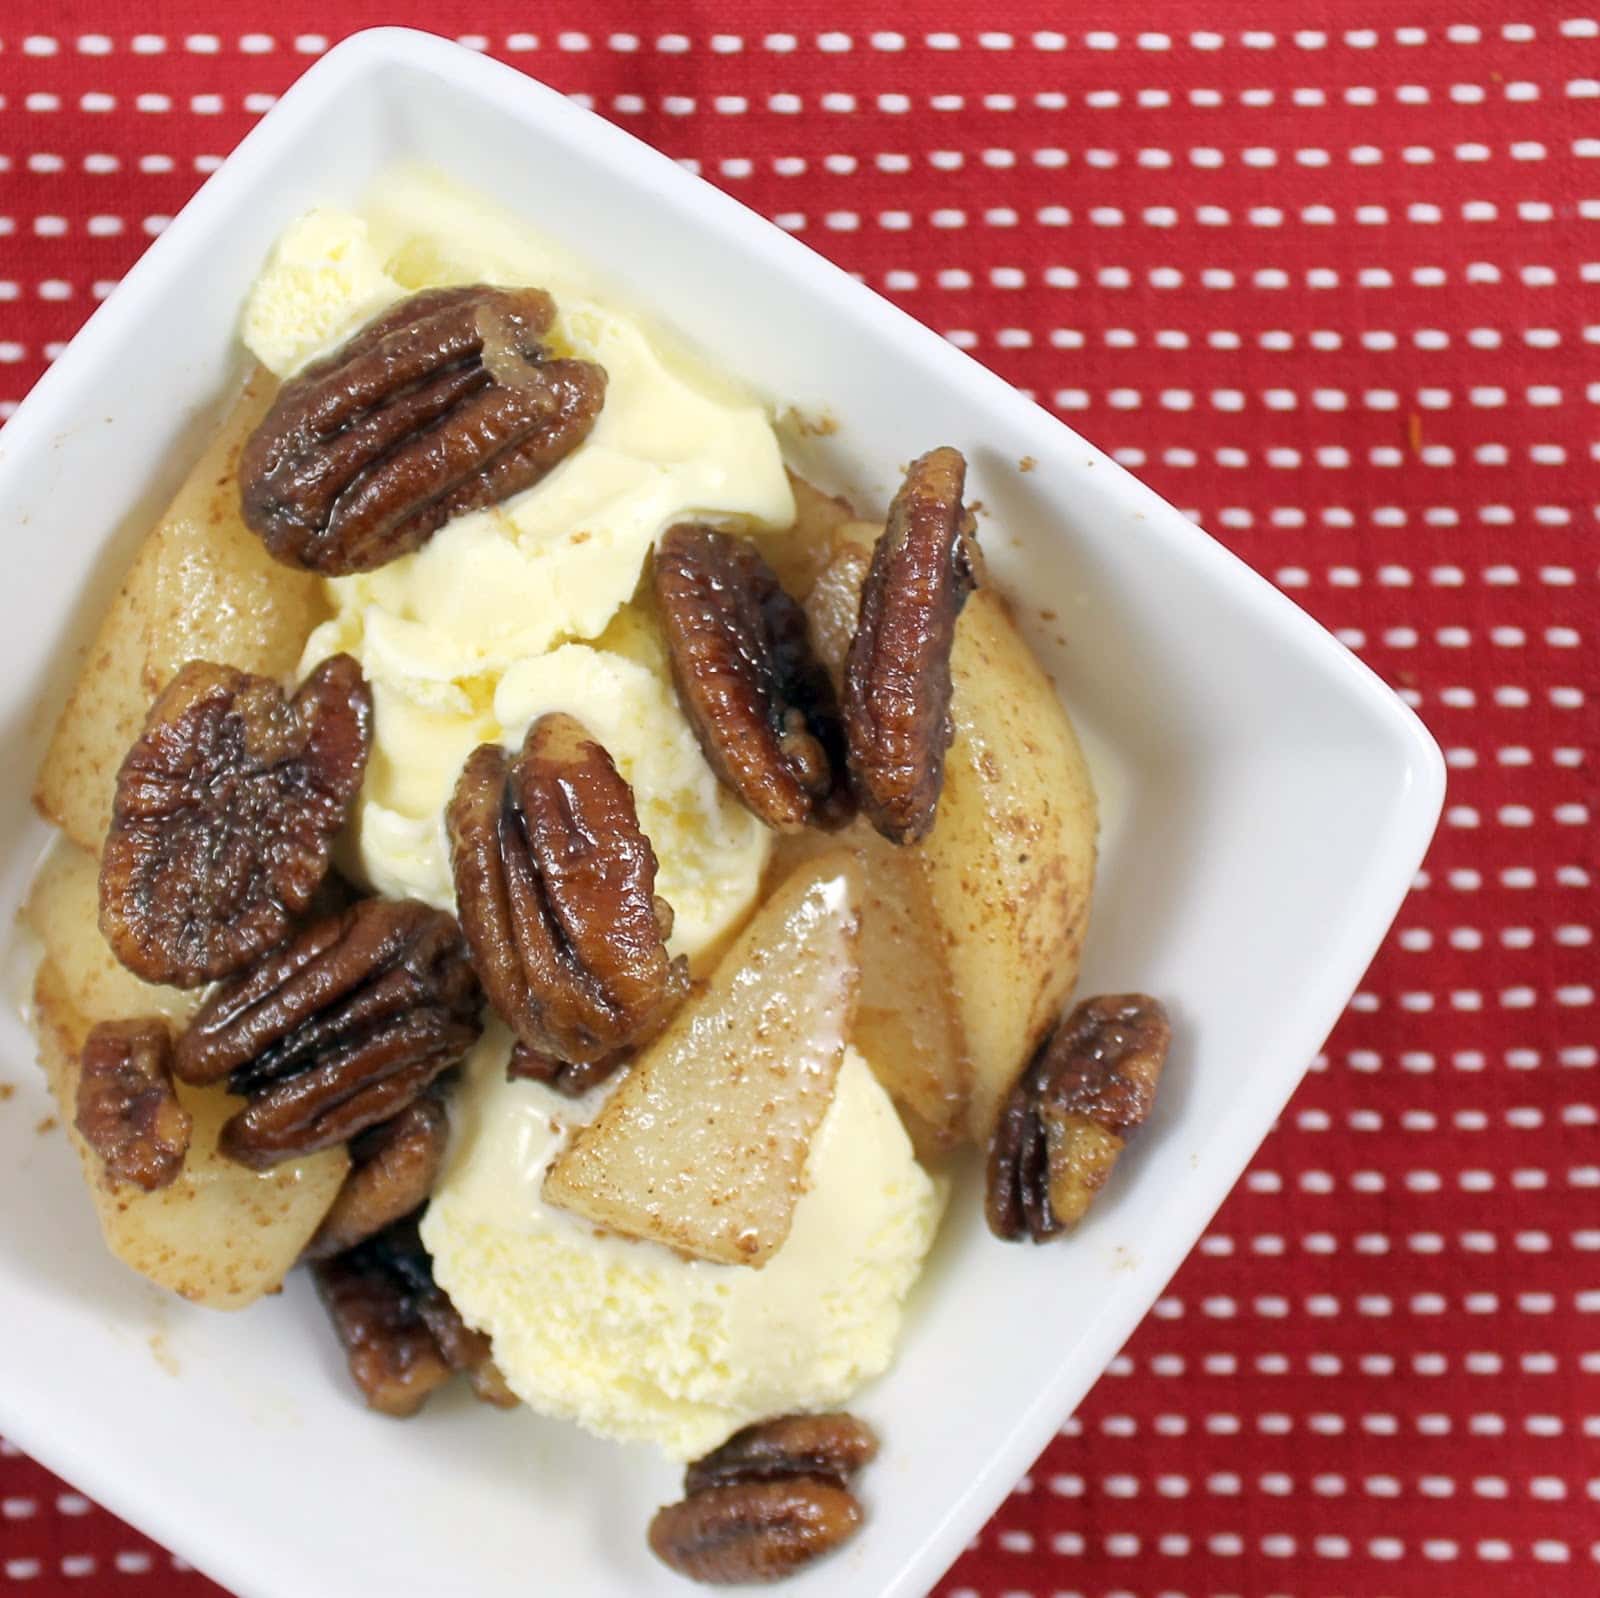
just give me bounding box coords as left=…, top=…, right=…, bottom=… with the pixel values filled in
left=410, top=1280, right=519, bottom=1410
left=99, top=655, right=372, bottom=988
left=173, top=897, right=482, bottom=1170
left=314, top=1213, right=514, bottom=1417
left=74, top=1018, right=191, bottom=1191
left=654, top=525, right=853, bottom=832
left=684, top=1414, right=879, bottom=1497
left=986, top=993, right=1171, bottom=1242
left=371, top=1213, right=518, bottom=1408
left=651, top=1412, right=876, bottom=1586
left=648, top=1480, right=862, bottom=1586
left=447, top=713, right=687, bottom=1076
left=302, top=1095, right=450, bottom=1261
left=842, top=447, right=979, bottom=844
left=506, top=1040, right=621, bottom=1099
left=312, top=1209, right=512, bottom=1414
left=239, top=286, right=606, bottom=575
left=313, top=1238, right=450, bottom=1418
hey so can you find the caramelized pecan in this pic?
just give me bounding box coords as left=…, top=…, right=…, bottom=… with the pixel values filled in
left=313, top=1241, right=450, bottom=1419
left=311, top=1215, right=439, bottom=1415
left=302, top=1095, right=450, bottom=1261
left=368, top=1214, right=518, bottom=1408
left=240, top=286, right=606, bottom=575
left=506, top=1039, right=622, bottom=1099
left=654, top=525, right=853, bottom=832
left=684, top=1414, right=879, bottom=1496
left=447, top=713, right=687, bottom=1077
left=648, top=1479, right=862, bottom=1586
left=409, top=1277, right=519, bottom=1410
left=842, top=447, right=979, bottom=844
left=652, top=1412, right=876, bottom=1585
left=987, top=993, right=1171, bottom=1241
left=99, top=655, right=372, bottom=988
left=173, top=898, right=482, bottom=1170
left=74, top=1018, right=190, bottom=1191
left=314, top=1213, right=513, bottom=1417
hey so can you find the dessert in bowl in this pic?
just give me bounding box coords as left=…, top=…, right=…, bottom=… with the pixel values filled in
left=23, top=168, right=1153, bottom=1585
left=0, top=31, right=1442, bottom=1598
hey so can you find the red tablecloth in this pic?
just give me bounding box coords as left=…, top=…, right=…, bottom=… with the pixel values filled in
left=3, top=4, right=1597, bottom=1594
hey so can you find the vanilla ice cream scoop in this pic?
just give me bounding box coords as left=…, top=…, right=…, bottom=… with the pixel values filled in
left=240, top=210, right=405, bottom=376
left=246, top=169, right=792, bottom=964
left=422, top=1031, right=946, bottom=1460
left=240, top=173, right=948, bottom=1462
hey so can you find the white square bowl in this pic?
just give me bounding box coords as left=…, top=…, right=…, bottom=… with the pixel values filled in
left=0, top=28, right=1443, bottom=1598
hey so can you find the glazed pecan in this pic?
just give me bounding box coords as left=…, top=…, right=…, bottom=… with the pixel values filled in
left=370, top=1213, right=518, bottom=1408
left=313, top=1216, right=442, bottom=1412
left=99, top=655, right=372, bottom=988
left=173, top=897, right=482, bottom=1170
left=74, top=1017, right=191, bottom=1191
left=313, top=1213, right=514, bottom=1417
left=842, top=447, right=979, bottom=844
left=986, top=993, right=1171, bottom=1242
left=650, top=1411, right=876, bottom=1585
left=313, top=1237, right=450, bottom=1418
left=684, top=1414, right=879, bottom=1496
left=239, top=286, right=606, bottom=575
left=447, top=713, right=687, bottom=1076
left=654, top=524, right=853, bottom=832
left=407, top=1279, right=519, bottom=1410
left=505, top=1039, right=621, bottom=1099
left=302, top=1094, right=450, bottom=1261
left=648, top=1480, right=862, bottom=1586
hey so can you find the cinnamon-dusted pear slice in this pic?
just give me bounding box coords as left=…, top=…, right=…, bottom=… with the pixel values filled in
left=771, top=820, right=969, bottom=1160
left=543, top=855, right=861, bottom=1267
left=23, top=840, right=198, bottom=1032
left=932, top=580, right=1098, bottom=1142
left=35, top=369, right=328, bottom=857
left=24, top=842, right=347, bottom=1309
left=809, top=519, right=1097, bottom=1146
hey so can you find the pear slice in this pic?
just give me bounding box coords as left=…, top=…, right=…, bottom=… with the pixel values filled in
left=932, top=581, right=1098, bottom=1141
left=35, top=367, right=328, bottom=857
left=772, top=820, right=969, bottom=1159
left=24, top=841, right=347, bottom=1309
left=807, top=520, right=1098, bottom=1146
left=543, top=855, right=861, bottom=1266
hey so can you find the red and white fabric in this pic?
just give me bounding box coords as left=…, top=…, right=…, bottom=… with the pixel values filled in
left=2, top=5, right=1597, bottom=1594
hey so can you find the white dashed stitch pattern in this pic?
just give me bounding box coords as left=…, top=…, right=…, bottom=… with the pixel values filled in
left=2, top=19, right=1597, bottom=1598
